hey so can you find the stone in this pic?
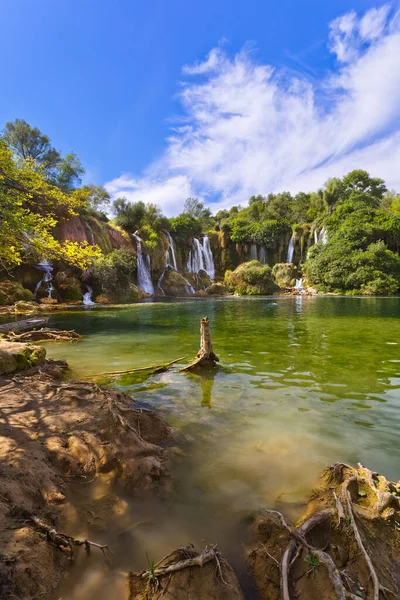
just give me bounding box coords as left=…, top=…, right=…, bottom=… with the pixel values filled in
left=0, top=341, right=46, bottom=375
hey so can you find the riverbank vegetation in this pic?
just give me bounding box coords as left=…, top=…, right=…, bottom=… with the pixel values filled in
left=2, top=118, right=400, bottom=302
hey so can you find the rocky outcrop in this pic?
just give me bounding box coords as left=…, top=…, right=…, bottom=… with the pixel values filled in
left=58, top=215, right=133, bottom=253
left=205, top=283, right=228, bottom=295
left=0, top=341, right=46, bottom=374
left=0, top=280, right=33, bottom=306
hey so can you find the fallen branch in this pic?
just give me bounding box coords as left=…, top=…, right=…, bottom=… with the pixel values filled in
left=6, top=328, right=81, bottom=342
left=104, top=356, right=185, bottom=377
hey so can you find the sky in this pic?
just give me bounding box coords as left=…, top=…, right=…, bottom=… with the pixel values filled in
left=1, top=0, right=400, bottom=215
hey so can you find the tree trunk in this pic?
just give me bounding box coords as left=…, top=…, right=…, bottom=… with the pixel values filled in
left=181, top=317, right=219, bottom=372
left=0, top=317, right=49, bottom=334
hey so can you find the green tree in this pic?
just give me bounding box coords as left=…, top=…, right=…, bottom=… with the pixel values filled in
left=2, top=119, right=84, bottom=191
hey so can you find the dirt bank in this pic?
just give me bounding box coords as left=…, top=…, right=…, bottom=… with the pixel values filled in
left=0, top=361, right=181, bottom=600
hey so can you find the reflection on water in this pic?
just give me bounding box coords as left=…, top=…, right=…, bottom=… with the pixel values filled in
left=46, top=296, right=400, bottom=599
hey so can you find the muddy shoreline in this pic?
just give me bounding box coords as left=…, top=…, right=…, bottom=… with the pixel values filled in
left=1, top=351, right=400, bottom=599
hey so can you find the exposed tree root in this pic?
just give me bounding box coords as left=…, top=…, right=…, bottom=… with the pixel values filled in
left=250, top=463, right=400, bottom=600
left=21, top=512, right=113, bottom=562
left=140, top=544, right=223, bottom=579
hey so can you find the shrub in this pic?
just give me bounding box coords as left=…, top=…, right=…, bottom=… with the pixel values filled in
left=224, top=261, right=278, bottom=295
left=89, top=248, right=137, bottom=302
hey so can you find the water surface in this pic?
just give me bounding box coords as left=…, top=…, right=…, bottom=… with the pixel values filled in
left=45, top=296, right=400, bottom=598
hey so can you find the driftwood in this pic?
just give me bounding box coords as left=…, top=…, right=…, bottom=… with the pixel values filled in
left=0, top=317, right=48, bottom=334
left=5, top=328, right=81, bottom=342
left=180, top=316, right=219, bottom=372
left=105, top=356, right=185, bottom=377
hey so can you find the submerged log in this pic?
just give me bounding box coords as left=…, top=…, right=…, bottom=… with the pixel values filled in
left=0, top=317, right=49, bottom=334
left=181, top=316, right=219, bottom=372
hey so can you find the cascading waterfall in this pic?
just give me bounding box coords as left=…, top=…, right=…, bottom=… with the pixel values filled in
left=187, top=238, right=205, bottom=274
left=319, top=227, right=327, bottom=245
left=83, top=286, right=95, bottom=306
left=133, top=232, right=154, bottom=295
left=250, top=243, right=258, bottom=261
left=314, top=229, right=318, bottom=244
left=166, top=232, right=178, bottom=270
left=259, top=246, right=267, bottom=265
left=186, top=237, right=215, bottom=280
left=287, top=235, right=294, bottom=263
left=34, top=259, right=54, bottom=299
left=202, top=235, right=215, bottom=280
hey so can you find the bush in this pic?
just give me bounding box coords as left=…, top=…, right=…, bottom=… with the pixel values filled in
left=305, top=241, right=400, bottom=295
left=224, top=261, right=278, bottom=295
left=89, top=248, right=137, bottom=302
left=272, top=263, right=298, bottom=288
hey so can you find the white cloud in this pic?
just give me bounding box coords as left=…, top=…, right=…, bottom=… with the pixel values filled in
left=106, top=4, right=400, bottom=216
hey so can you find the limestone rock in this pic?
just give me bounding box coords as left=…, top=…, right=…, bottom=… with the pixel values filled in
left=0, top=341, right=46, bottom=374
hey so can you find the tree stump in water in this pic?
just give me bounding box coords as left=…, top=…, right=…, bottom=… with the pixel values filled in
left=181, top=316, right=219, bottom=372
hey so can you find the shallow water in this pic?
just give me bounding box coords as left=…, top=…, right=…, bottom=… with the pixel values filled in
left=45, top=296, right=400, bottom=598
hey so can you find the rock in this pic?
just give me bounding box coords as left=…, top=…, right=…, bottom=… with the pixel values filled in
left=130, top=545, right=244, bottom=599
left=162, top=268, right=194, bottom=297
left=206, top=283, right=227, bottom=296
left=0, top=280, right=34, bottom=306
left=53, top=271, right=83, bottom=301
left=95, top=295, right=111, bottom=304
left=224, top=261, right=279, bottom=295
left=39, top=298, right=58, bottom=305
left=0, top=341, right=46, bottom=374
left=195, top=269, right=212, bottom=290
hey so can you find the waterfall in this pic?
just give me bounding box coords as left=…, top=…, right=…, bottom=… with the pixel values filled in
left=185, top=283, right=195, bottom=295
left=319, top=227, right=327, bottom=245
left=314, top=229, right=318, bottom=244
left=250, top=243, right=258, bottom=260
left=34, top=259, right=54, bottom=299
left=287, top=235, right=294, bottom=263
left=166, top=232, right=178, bottom=270
left=259, top=246, right=267, bottom=265
left=186, top=236, right=215, bottom=280
left=294, top=278, right=304, bottom=293
left=83, top=286, right=95, bottom=306
left=202, top=235, right=215, bottom=280
left=133, top=233, right=154, bottom=295
left=187, top=238, right=205, bottom=273
left=85, top=220, right=95, bottom=245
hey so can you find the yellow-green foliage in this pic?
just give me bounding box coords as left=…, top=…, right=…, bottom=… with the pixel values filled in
left=0, top=141, right=101, bottom=269
left=0, top=280, right=33, bottom=305
left=224, top=260, right=278, bottom=295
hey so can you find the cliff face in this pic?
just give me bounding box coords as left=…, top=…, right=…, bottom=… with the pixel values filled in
left=57, top=216, right=133, bottom=253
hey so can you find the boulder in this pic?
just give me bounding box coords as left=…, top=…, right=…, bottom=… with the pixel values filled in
left=205, top=283, right=228, bottom=296
left=0, top=341, right=46, bottom=375
left=162, top=269, right=194, bottom=297
left=0, top=280, right=33, bottom=306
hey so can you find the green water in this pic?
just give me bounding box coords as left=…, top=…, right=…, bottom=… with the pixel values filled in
left=45, top=296, right=400, bottom=599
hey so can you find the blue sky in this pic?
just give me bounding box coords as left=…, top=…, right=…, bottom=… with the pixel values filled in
left=1, top=0, right=400, bottom=214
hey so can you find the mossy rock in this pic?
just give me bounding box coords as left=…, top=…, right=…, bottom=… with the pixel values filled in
left=54, top=271, right=83, bottom=301
left=205, top=283, right=228, bottom=296
left=0, top=341, right=46, bottom=374
left=272, top=263, right=299, bottom=288
left=195, top=269, right=212, bottom=291
left=224, top=261, right=279, bottom=295
left=0, top=280, right=34, bottom=306
left=162, top=269, right=193, bottom=297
